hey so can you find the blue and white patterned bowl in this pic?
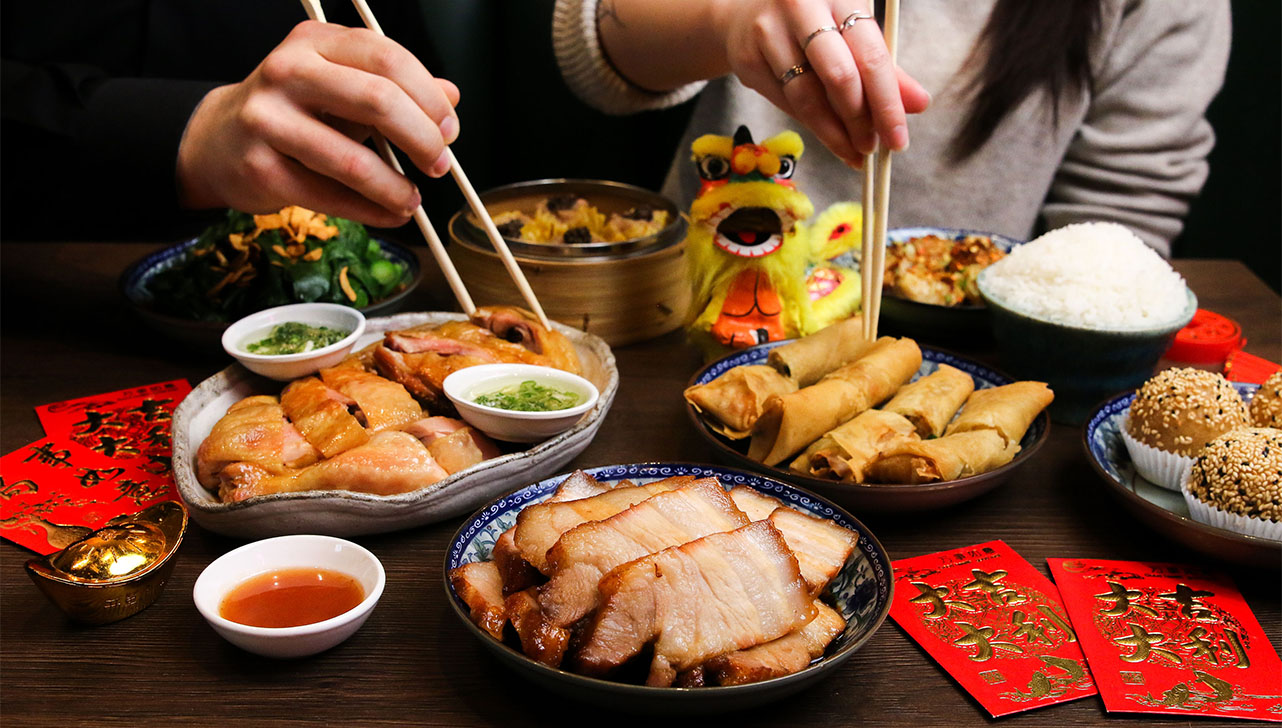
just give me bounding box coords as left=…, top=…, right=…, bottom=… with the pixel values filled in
left=1082, top=383, right=1279, bottom=566
left=120, top=236, right=422, bottom=351
left=443, top=463, right=893, bottom=713
left=877, top=227, right=1022, bottom=344
left=688, top=342, right=1050, bottom=512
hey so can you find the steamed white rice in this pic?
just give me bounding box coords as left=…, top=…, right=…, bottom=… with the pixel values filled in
left=981, top=222, right=1189, bottom=329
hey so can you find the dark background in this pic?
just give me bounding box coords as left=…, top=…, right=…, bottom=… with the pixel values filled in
left=1, top=1, right=1276, bottom=293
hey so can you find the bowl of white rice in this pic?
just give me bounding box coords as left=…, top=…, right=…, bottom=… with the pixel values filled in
left=977, top=222, right=1196, bottom=424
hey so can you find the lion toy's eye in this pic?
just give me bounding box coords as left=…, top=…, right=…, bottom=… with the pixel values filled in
left=697, top=156, right=731, bottom=181
left=775, top=155, right=796, bottom=179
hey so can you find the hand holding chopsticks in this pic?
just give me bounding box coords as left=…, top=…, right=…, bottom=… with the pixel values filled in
left=860, top=0, right=901, bottom=342
left=299, top=0, right=550, bottom=328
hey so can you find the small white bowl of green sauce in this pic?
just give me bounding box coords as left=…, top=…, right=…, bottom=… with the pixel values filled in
left=442, top=364, right=599, bottom=443
left=222, top=303, right=365, bottom=381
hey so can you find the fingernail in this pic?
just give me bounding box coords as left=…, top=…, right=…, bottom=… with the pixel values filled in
left=430, top=153, right=451, bottom=177
left=440, top=115, right=459, bottom=144
left=891, top=125, right=909, bottom=152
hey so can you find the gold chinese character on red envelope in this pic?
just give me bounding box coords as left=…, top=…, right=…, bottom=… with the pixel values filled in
left=891, top=540, right=1096, bottom=717
left=1049, top=558, right=1282, bottom=721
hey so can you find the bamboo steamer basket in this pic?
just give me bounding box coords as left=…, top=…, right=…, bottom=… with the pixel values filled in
left=448, top=180, right=690, bottom=346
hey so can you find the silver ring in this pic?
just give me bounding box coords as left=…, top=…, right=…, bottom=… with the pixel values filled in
left=840, top=11, right=875, bottom=30
left=802, top=24, right=839, bottom=50
left=778, top=63, right=809, bottom=85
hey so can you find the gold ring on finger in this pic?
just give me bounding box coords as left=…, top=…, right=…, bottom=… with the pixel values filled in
left=779, top=63, right=810, bottom=85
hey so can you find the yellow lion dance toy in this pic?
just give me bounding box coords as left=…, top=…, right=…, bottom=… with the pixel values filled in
left=686, top=126, right=861, bottom=355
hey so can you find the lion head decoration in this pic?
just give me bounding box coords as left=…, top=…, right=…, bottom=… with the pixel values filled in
left=685, top=126, right=862, bottom=355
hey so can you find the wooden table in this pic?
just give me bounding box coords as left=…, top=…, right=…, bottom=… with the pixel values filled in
left=2, top=243, right=1279, bottom=727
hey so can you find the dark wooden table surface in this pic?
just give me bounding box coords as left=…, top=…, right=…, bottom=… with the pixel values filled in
left=2, top=242, right=1279, bottom=727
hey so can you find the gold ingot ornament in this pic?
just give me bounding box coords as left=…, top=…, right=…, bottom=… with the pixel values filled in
left=25, top=501, right=188, bottom=625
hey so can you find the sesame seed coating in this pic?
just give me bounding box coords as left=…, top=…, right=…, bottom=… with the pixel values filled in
left=1188, top=427, right=1282, bottom=522
left=1126, top=368, right=1249, bottom=455
left=1249, top=371, right=1282, bottom=428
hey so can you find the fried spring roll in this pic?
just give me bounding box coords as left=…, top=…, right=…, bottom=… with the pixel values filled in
left=748, top=338, right=922, bottom=466
left=684, top=365, right=797, bottom=439
left=791, top=409, right=919, bottom=483
left=945, top=381, right=1054, bottom=445
left=865, top=430, right=1020, bottom=484
left=883, top=364, right=975, bottom=438
left=766, top=316, right=873, bottom=387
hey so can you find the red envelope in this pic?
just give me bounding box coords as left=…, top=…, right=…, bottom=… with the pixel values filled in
left=0, top=437, right=176, bottom=555
left=1049, top=558, right=1282, bottom=721
left=890, top=540, right=1097, bottom=717
left=35, top=379, right=191, bottom=476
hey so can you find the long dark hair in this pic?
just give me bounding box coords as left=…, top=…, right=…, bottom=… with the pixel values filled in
left=949, top=0, right=1102, bottom=160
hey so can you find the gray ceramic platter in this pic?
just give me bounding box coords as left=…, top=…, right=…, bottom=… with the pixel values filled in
left=445, top=463, right=893, bottom=714
left=171, top=312, right=617, bottom=539
left=1083, top=383, right=1280, bottom=566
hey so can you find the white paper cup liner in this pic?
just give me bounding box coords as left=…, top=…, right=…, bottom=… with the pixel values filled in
left=1120, top=413, right=1194, bottom=491
left=1182, top=476, right=1282, bottom=541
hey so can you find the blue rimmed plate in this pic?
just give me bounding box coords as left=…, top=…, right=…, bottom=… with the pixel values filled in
left=878, top=226, right=1022, bottom=344
left=444, top=463, right=893, bottom=714
left=687, top=342, right=1050, bottom=512
left=120, top=236, right=422, bottom=351
left=1083, top=383, right=1279, bottom=566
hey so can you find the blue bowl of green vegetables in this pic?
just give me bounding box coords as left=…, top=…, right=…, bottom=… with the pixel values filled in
left=121, top=209, right=421, bottom=351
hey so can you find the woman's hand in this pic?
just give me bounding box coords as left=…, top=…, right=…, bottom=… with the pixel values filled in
left=177, top=20, right=459, bottom=227
left=710, top=0, right=930, bottom=166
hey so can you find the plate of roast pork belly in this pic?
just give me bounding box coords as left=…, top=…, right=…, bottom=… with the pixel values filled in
left=172, top=306, right=618, bottom=538
left=446, top=464, right=892, bottom=713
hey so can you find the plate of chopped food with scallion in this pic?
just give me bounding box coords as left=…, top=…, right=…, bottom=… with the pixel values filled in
left=121, top=206, right=422, bottom=349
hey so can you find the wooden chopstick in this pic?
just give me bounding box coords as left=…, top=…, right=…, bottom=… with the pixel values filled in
left=862, top=0, right=901, bottom=341
left=860, top=156, right=877, bottom=341
left=348, top=0, right=552, bottom=330
left=297, top=0, right=477, bottom=317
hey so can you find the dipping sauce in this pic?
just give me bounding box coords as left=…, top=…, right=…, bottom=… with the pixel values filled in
left=244, top=322, right=350, bottom=355
left=219, top=568, right=364, bottom=628
left=473, top=379, right=581, bottom=411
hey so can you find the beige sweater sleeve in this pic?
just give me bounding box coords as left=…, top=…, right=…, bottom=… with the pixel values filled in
left=1042, top=0, right=1231, bottom=253
left=552, top=0, right=706, bottom=115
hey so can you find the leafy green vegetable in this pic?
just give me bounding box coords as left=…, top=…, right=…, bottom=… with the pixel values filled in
left=147, top=208, right=408, bottom=322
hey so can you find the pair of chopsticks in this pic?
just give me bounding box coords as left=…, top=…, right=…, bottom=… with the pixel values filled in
left=299, top=0, right=550, bottom=329
left=858, top=0, right=900, bottom=342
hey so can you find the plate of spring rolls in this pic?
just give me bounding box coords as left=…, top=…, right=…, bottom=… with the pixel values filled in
left=684, top=317, right=1053, bottom=511
left=445, top=463, right=891, bottom=713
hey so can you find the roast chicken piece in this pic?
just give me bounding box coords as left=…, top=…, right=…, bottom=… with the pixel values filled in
left=705, top=600, right=845, bottom=685
left=512, top=476, right=694, bottom=573
left=538, top=478, right=749, bottom=628
left=767, top=508, right=859, bottom=595
left=399, top=416, right=501, bottom=474
left=279, top=377, right=369, bottom=458
left=449, top=561, right=507, bottom=640
left=195, top=396, right=319, bottom=488
left=573, top=521, right=815, bottom=686
left=470, top=306, right=581, bottom=374
left=218, top=431, right=448, bottom=502
left=318, top=361, right=422, bottom=432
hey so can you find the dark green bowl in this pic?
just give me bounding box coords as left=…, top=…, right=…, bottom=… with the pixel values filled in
left=977, top=271, right=1196, bottom=425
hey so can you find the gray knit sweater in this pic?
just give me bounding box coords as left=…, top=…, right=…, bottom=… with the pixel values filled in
left=553, top=0, right=1230, bottom=256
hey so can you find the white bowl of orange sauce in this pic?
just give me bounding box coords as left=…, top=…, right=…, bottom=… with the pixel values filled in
left=193, top=534, right=385, bottom=658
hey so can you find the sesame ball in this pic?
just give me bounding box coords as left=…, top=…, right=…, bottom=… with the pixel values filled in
left=1126, top=368, right=1249, bottom=456
left=1187, top=428, right=1282, bottom=522
left=1249, top=371, right=1282, bottom=428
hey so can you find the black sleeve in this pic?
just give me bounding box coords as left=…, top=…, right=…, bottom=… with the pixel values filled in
left=1, top=58, right=219, bottom=240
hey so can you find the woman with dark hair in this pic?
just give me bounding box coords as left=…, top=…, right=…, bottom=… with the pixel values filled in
left=553, top=0, right=1230, bottom=255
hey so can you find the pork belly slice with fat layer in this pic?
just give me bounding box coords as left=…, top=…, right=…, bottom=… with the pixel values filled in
left=449, top=561, right=507, bottom=640
left=705, top=600, right=846, bottom=686
left=512, top=476, right=697, bottom=573
left=574, top=521, right=815, bottom=686
left=727, top=486, right=788, bottom=522
left=538, top=478, right=750, bottom=627
left=767, top=508, right=859, bottom=595
left=505, top=588, right=570, bottom=668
